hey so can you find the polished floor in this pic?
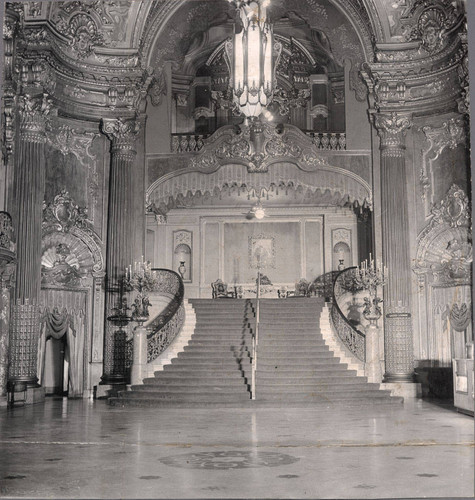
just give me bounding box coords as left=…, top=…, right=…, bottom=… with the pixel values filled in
left=0, top=398, right=473, bottom=499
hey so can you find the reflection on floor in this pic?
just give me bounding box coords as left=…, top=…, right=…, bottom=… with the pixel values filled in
left=0, top=398, right=473, bottom=499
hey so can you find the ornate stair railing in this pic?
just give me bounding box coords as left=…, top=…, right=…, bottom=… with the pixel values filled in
left=126, top=269, right=185, bottom=368
left=330, top=267, right=366, bottom=362
left=146, top=269, right=185, bottom=363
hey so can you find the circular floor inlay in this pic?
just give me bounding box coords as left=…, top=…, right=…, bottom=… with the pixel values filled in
left=159, top=451, right=299, bottom=470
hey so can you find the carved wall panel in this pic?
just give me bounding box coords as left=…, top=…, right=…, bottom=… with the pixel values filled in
left=419, top=116, right=468, bottom=217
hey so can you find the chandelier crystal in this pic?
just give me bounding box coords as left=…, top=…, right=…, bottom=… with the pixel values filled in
left=227, top=0, right=278, bottom=118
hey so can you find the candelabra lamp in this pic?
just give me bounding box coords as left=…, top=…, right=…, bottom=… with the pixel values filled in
left=353, top=255, right=387, bottom=327
left=124, top=258, right=158, bottom=325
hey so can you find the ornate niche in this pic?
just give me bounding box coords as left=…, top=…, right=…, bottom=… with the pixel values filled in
left=332, top=228, right=352, bottom=271
left=173, top=230, right=192, bottom=283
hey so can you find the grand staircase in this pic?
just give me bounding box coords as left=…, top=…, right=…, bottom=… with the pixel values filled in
left=109, top=298, right=402, bottom=407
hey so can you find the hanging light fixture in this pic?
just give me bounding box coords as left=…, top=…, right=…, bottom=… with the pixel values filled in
left=246, top=198, right=267, bottom=219
left=227, top=0, right=279, bottom=119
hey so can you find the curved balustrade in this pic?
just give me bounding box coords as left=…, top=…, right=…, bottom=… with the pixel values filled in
left=330, top=267, right=366, bottom=362
left=125, top=269, right=185, bottom=368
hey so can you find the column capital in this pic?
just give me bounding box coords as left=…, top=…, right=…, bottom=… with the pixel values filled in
left=18, top=93, right=54, bottom=142
left=100, top=118, right=139, bottom=158
left=373, top=112, right=413, bottom=154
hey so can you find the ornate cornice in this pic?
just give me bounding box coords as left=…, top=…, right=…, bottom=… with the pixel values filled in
left=362, top=38, right=464, bottom=115
left=101, top=118, right=139, bottom=158
left=373, top=112, right=412, bottom=152
left=18, top=93, right=54, bottom=142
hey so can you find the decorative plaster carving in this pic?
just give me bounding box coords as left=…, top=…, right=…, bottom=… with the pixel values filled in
left=174, top=230, right=192, bottom=248
left=46, top=125, right=98, bottom=167
left=0, top=212, right=15, bottom=253
left=41, top=243, right=83, bottom=287
left=414, top=185, right=471, bottom=286
left=101, top=118, right=139, bottom=156
left=149, top=69, right=167, bottom=106
left=42, top=191, right=104, bottom=274
left=18, top=93, right=54, bottom=140
left=373, top=112, right=412, bottom=149
left=50, top=0, right=132, bottom=52
left=2, top=89, right=15, bottom=162
left=43, top=190, right=92, bottom=235
left=332, top=228, right=351, bottom=246
left=190, top=122, right=336, bottom=174
left=399, top=0, right=462, bottom=55
left=27, top=2, right=43, bottom=18
left=431, top=184, right=470, bottom=229
left=420, top=117, right=466, bottom=207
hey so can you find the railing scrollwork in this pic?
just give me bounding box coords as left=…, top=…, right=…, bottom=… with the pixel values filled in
left=125, top=268, right=185, bottom=368
left=330, top=267, right=366, bottom=362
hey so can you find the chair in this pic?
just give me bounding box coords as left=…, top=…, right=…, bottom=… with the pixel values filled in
left=211, top=279, right=236, bottom=299
left=294, top=278, right=310, bottom=297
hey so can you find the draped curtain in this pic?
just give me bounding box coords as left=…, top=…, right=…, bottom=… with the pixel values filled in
left=38, top=289, right=87, bottom=398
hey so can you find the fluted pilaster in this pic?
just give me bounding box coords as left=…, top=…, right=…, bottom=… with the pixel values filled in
left=374, top=112, right=415, bottom=383
left=9, top=93, right=52, bottom=387
left=100, top=118, right=138, bottom=385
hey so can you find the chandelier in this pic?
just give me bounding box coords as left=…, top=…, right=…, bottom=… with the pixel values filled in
left=227, top=0, right=279, bottom=118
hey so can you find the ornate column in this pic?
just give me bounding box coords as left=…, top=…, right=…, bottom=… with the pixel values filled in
left=374, top=112, right=415, bottom=383
left=100, top=118, right=138, bottom=385
left=0, top=215, right=15, bottom=402
left=8, top=93, right=52, bottom=388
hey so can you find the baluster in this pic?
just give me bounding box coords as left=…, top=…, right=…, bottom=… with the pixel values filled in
left=321, top=133, right=330, bottom=150
left=338, top=133, right=346, bottom=150
left=330, top=133, right=338, bottom=150
left=189, top=135, right=197, bottom=152
left=171, top=135, right=179, bottom=153
left=196, top=135, right=204, bottom=151
left=178, top=135, right=186, bottom=152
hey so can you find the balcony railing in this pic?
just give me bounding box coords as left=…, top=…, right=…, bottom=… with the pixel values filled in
left=171, top=134, right=208, bottom=153
left=303, top=132, right=346, bottom=150
left=171, top=131, right=347, bottom=153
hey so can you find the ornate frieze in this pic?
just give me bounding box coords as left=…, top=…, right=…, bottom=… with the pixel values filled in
left=18, top=93, right=54, bottom=142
